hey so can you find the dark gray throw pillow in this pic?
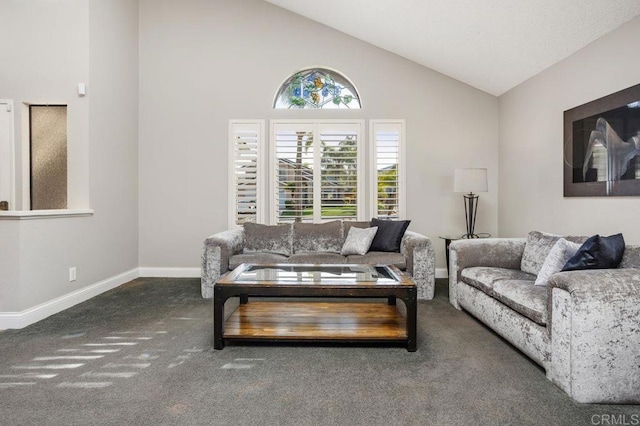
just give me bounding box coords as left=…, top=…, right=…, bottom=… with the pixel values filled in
left=368, top=218, right=411, bottom=253
left=293, top=220, right=343, bottom=253
left=561, top=233, right=625, bottom=271
left=243, top=222, right=293, bottom=256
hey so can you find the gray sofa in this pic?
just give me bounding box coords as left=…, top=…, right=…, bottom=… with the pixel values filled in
left=449, top=231, right=640, bottom=403
left=201, top=220, right=436, bottom=300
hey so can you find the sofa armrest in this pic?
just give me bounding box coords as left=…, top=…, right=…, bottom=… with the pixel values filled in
left=201, top=228, right=244, bottom=298
left=449, top=238, right=526, bottom=308
left=401, top=231, right=436, bottom=299
left=548, top=269, right=640, bottom=403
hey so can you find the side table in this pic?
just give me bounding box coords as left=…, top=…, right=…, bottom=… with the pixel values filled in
left=439, top=233, right=491, bottom=275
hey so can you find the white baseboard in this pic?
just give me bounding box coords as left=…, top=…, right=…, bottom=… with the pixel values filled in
left=435, top=267, right=448, bottom=279
left=138, top=267, right=201, bottom=278
left=0, top=268, right=139, bottom=330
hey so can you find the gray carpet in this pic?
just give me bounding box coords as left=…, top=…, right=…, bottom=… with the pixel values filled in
left=0, top=278, right=638, bottom=425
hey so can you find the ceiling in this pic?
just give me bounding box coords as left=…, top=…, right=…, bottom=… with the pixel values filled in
left=264, top=0, right=640, bottom=96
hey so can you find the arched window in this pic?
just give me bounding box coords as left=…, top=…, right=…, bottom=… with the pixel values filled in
left=274, top=68, right=361, bottom=109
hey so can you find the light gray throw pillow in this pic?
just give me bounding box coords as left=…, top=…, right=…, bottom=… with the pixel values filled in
left=341, top=226, right=378, bottom=256
left=534, top=238, right=581, bottom=286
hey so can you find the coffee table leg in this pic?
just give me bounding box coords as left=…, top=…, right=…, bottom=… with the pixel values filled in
left=240, top=294, right=248, bottom=304
left=387, top=296, right=396, bottom=306
left=406, top=288, right=417, bottom=352
left=213, top=286, right=225, bottom=350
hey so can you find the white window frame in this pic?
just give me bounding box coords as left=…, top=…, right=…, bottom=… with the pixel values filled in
left=369, top=119, right=406, bottom=219
left=228, top=120, right=266, bottom=229
left=269, top=119, right=365, bottom=224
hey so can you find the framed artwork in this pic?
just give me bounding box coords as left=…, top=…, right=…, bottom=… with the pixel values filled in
left=564, top=83, right=640, bottom=197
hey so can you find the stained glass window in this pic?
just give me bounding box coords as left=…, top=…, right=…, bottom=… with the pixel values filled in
left=274, top=68, right=361, bottom=109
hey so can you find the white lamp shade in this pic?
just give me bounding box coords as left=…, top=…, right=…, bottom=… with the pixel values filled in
left=454, top=168, right=488, bottom=193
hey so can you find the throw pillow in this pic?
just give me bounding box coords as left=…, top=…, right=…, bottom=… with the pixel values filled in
left=292, top=220, right=343, bottom=253
left=562, top=233, right=625, bottom=271
left=341, top=226, right=378, bottom=256
left=534, top=238, right=581, bottom=286
left=243, top=222, right=293, bottom=256
left=368, top=218, right=411, bottom=253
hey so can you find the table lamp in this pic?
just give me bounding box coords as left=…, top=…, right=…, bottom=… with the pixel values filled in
left=454, top=168, right=488, bottom=238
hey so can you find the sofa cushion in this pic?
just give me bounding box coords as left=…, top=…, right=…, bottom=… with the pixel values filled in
left=229, top=253, right=289, bottom=270
left=521, top=231, right=588, bottom=275
left=492, top=280, right=548, bottom=326
left=461, top=267, right=536, bottom=296
left=293, top=221, right=343, bottom=253
left=287, top=253, right=347, bottom=264
left=346, top=251, right=406, bottom=270
left=369, top=218, right=411, bottom=252
left=620, top=245, right=640, bottom=269
left=243, top=223, right=293, bottom=256
left=562, top=234, right=625, bottom=271
left=342, top=221, right=371, bottom=242
left=341, top=226, right=378, bottom=255
left=521, top=231, right=562, bottom=275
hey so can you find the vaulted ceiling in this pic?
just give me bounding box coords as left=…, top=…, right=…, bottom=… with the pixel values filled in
left=264, top=0, right=640, bottom=95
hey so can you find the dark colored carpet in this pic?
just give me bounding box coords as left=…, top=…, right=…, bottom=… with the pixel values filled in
left=0, top=278, right=638, bottom=425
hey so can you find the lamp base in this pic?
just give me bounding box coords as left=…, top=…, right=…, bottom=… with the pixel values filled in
left=462, top=193, right=480, bottom=239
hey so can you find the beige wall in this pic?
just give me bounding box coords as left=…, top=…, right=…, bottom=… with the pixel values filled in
left=0, top=0, right=139, bottom=312
left=138, top=0, right=499, bottom=270
left=499, top=16, right=640, bottom=242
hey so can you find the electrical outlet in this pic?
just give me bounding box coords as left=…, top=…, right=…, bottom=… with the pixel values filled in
left=69, top=267, right=77, bottom=282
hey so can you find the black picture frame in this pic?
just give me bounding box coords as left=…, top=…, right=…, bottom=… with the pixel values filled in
left=564, top=83, right=640, bottom=197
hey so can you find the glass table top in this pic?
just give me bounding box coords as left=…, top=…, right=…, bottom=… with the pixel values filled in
left=230, top=264, right=401, bottom=285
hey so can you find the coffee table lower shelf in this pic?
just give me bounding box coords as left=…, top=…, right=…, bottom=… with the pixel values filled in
left=223, top=301, right=408, bottom=345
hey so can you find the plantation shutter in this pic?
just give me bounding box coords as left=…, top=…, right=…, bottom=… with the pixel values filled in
left=229, top=121, right=265, bottom=228
left=271, top=120, right=364, bottom=223
left=318, top=123, right=362, bottom=221
left=272, top=123, right=315, bottom=223
left=371, top=120, right=405, bottom=219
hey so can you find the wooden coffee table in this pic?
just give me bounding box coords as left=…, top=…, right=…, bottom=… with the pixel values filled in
left=213, top=263, right=417, bottom=351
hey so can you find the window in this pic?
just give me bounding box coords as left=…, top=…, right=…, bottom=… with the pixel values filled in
left=228, top=120, right=265, bottom=228
left=229, top=119, right=404, bottom=225
left=271, top=121, right=364, bottom=223
left=274, top=68, right=361, bottom=109
left=29, top=105, right=68, bottom=210
left=370, top=120, right=405, bottom=219
left=230, top=72, right=404, bottom=225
